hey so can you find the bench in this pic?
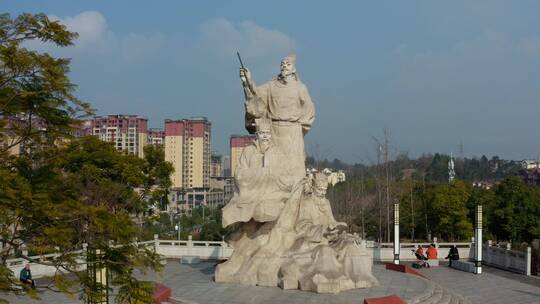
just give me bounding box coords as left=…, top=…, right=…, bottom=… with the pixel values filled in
left=152, top=283, right=171, bottom=304
left=450, top=260, right=475, bottom=273
left=427, top=259, right=439, bottom=267
left=364, top=294, right=407, bottom=304
left=180, top=256, right=200, bottom=264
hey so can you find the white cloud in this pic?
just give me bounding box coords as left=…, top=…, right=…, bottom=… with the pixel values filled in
left=197, top=18, right=296, bottom=58
left=50, top=11, right=109, bottom=52
left=24, top=11, right=163, bottom=61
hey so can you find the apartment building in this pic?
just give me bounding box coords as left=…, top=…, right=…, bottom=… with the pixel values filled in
left=164, top=118, right=211, bottom=189
left=148, top=128, right=165, bottom=145
left=211, top=152, right=223, bottom=177
left=230, top=135, right=256, bottom=177
left=90, top=115, right=148, bottom=158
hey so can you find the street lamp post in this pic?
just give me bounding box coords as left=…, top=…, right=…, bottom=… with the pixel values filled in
left=175, top=222, right=181, bottom=241
left=474, top=204, right=483, bottom=274
left=393, top=201, right=400, bottom=265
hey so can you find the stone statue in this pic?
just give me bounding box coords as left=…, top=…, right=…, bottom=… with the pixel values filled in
left=215, top=55, right=377, bottom=294
left=221, top=118, right=293, bottom=227
left=240, top=54, right=314, bottom=181
left=279, top=173, right=379, bottom=293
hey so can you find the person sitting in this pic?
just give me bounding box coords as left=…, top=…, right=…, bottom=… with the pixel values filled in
left=19, top=264, right=35, bottom=288
left=426, top=243, right=438, bottom=260
left=445, top=245, right=460, bottom=267
left=413, top=245, right=429, bottom=268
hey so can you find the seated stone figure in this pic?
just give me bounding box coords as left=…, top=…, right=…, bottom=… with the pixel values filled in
left=279, top=173, right=379, bottom=293
left=222, top=118, right=293, bottom=227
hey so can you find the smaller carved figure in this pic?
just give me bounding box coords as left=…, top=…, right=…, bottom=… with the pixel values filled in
left=278, top=173, right=379, bottom=293
left=222, top=118, right=292, bottom=227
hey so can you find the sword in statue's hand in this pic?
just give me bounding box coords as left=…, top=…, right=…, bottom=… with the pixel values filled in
left=237, top=51, right=255, bottom=98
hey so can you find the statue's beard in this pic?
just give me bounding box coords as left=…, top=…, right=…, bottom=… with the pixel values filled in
left=259, top=140, right=270, bottom=152
left=279, top=70, right=295, bottom=82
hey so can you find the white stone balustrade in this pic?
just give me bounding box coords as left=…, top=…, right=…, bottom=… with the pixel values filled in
left=6, top=238, right=531, bottom=278
left=483, top=240, right=532, bottom=275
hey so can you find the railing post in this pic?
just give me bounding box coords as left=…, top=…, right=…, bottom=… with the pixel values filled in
left=505, top=243, right=511, bottom=269
left=470, top=237, right=475, bottom=260
left=154, top=234, right=159, bottom=253
left=526, top=247, right=532, bottom=276
left=486, top=240, right=492, bottom=264
left=220, top=236, right=226, bottom=259
left=188, top=235, right=193, bottom=256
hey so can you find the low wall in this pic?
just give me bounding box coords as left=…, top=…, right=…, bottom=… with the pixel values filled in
left=6, top=237, right=531, bottom=278
left=151, top=237, right=233, bottom=260
left=6, top=250, right=87, bottom=279
left=483, top=241, right=532, bottom=275
left=370, top=241, right=473, bottom=262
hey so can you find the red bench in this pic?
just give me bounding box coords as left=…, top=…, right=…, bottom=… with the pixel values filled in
left=385, top=263, right=427, bottom=279
left=152, top=283, right=172, bottom=304
left=364, top=294, right=407, bottom=304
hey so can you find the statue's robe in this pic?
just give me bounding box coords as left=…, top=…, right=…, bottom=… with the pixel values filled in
left=245, top=77, right=315, bottom=180
left=279, top=194, right=379, bottom=293
left=222, top=140, right=293, bottom=227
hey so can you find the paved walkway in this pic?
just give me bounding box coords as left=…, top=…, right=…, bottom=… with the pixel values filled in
left=143, top=262, right=428, bottom=304
left=1, top=261, right=539, bottom=303
left=414, top=262, right=540, bottom=304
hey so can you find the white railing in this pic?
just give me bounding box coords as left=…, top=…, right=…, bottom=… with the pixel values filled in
left=6, top=236, right=531, bottom=278
left=150, top=235, right=233, bottom=260
left=370, top=240, right=473, bottom=262
left=483, top=240, right=532, bottom=276
left=6, top=248, right=87, bottom=279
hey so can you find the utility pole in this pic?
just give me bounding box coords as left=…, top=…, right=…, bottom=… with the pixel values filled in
left=360, top=170, right=366, bottom=239
left=384, top=128, right=391, bottom=243
left=410, top=178, right=415, bottom=241
left=377, top=143, right=383, bottom=243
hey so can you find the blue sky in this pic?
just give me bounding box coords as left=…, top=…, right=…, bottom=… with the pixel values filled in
left=5, top=1, right=540, bottom=163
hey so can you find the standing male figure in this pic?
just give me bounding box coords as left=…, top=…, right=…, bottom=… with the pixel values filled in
left=240, top=54, right=315, bottom=181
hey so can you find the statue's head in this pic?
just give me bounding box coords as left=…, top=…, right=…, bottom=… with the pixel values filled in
left=254, top=118, right=272, bottom=145
left=312, top=172, right=329, bottom=198
left=280, top=54, right=297, bottom=78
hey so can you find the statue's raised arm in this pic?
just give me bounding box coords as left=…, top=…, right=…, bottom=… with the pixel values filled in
left=242, top=54, right=315, bottom=181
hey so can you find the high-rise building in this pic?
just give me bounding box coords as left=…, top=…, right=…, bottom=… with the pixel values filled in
left=164, top=118, right=211, bottom=189
left=211, top=152, right=223, bottom=177
left=222, top=155, right=231, bottom=177
left=230, top=135, right=256, bottom=177
left=90, top=115, right=148, bottom=158
left=147, top=128, right=164, bottom=145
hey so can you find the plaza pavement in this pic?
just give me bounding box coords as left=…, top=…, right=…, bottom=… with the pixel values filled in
left=414, top=261, right=540, bottom=304
left=1, top=260, right=539, bottom=303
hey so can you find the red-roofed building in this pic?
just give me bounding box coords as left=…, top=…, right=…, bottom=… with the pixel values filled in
left=89, top=115, right=148, bottom=158
left=230, top=134, right=256, bottom=177
left=164, top=118, right=211, bottom=189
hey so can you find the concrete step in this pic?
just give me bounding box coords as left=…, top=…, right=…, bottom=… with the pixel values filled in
left=424, top=285, right=444, bottom=304
left=408, top=280, right=436, bottom=303
left=438, top=292, right=453, bottom=304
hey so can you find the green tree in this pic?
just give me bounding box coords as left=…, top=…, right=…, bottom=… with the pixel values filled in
left=0, top=13, right=170, bottom=303
left=491, top=176, right=540, bottom=242
left=0, top=13, right=93, bottom=153
left=422, top=181, right=473, bottom=241
left=466, top=187, right=497, bottom=239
